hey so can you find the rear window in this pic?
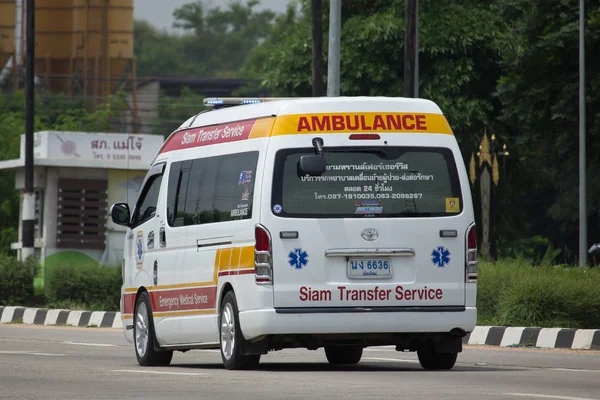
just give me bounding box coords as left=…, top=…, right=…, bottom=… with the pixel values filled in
left=271, top=146, right=463, bottom=218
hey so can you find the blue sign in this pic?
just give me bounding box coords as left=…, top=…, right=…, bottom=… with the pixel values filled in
left=431, top=246, right=451, bottom=267
left=288, top=248, right=309, bottom=270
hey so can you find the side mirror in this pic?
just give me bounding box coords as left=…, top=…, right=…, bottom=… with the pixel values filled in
left=299, top=155, right=326, bottom=176
left=110, top=203, right=131, bottom=227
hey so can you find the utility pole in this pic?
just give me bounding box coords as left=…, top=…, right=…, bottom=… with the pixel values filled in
left=311, top=0, right=324, bottom=97
left=327, top=0, right=341, bottom=97
left=404, top=0, right=418, bottom=98
left=579, top=0, right=586, bottom=268
left=22, top=0, right=35, bottom=261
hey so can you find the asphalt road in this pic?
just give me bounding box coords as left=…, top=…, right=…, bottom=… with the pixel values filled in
left=0, top=324, right=599, bottom=400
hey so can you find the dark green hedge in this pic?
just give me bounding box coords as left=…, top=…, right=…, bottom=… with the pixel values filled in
left=45, top=263, right=122, bottom=311
left=0, top=255, right=39, bottom=306
left=477, top=260, right=600, bottom=329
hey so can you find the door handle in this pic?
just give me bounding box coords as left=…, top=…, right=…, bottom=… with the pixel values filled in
left=147, top=231, right=155, bottom=249
left=159, top=227, right=166, bottom=248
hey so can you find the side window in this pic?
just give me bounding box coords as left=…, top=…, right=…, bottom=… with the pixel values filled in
left=213, top=152, right=259, bottom=222
left=183, top=157, right=219, bottom=225
left=131, top=174, right=163, bottom=227
left=166, top=151, right=259, bottom=227
left=166, top=160, right=191, bottom=227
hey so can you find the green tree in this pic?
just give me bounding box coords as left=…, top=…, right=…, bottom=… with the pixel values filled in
left=244, top=0, right=599, bottom=263
left=495, top=0, right=600, bottom=261
left=134, top=0, right=277, bottom=79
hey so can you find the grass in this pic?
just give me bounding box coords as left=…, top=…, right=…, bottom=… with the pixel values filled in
left=476, top=259, right=600, bottom=329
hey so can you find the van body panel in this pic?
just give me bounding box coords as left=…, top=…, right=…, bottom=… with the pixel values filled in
left=260, top=133, right=473, bottom=312
left=117, top=97, right=478, bottom=358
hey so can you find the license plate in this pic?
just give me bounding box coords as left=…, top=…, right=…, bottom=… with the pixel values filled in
left=347, top=258, right=392, bottom=279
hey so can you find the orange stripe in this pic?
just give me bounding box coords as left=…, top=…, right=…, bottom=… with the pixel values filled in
left=154, top=309, right=216, bottom=318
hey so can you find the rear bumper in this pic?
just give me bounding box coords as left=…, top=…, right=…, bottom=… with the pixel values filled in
left=238, top=307, right=477, bottom=340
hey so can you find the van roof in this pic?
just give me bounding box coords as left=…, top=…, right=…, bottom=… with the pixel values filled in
left=185, top=96, right=445, bottom=130
left=156, top=97, right=453, bottom=157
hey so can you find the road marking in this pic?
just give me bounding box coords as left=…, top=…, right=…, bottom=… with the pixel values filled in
left=548, top=368, right=600, bottom=373
left=0, top=351, right=65, bottom=356
left=501, top=393, right=598, bottom=400
left=364, top=348, right=396, bottom=352
left=111, top=369, right=207, bottom=377
left=362, top=357, right=420, bottom=364
left=64, top=341, right=117, bottom=347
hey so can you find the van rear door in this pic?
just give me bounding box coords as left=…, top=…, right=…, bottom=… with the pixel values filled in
left=262, top=135, right=472, bottom=310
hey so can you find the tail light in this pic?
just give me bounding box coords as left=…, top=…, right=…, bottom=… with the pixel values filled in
left=255, top=224, right=273, bottom=284
left=465, top=223, right=478, bottom=282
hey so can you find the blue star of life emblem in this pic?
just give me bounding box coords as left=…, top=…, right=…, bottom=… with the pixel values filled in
left=137, top=239, right=143, bottom=261
left=288, top=248, right=309, bottom=270
left=431, top=246, right=451, bottom=267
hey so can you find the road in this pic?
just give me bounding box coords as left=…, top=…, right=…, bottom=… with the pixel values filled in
left=0, top=324, right=599, bottom=400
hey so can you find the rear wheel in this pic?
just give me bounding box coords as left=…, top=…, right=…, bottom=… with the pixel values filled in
left=219, top=291, right=261, bottom=370
left=417, top=344, right=457, bottom=370
left=324, top=346, right=363, bottom=365
left=134, top=291, right=173, bottom=366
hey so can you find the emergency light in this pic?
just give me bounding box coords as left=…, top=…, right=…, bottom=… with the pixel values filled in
left=203, top=97, right=293, bottom=109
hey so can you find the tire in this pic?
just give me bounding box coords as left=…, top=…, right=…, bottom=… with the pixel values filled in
left=417, top=344, right=457, bottom=370
left=219, top=291, right=261, bottom=370
left=324, top=346, right=363, bottom=365
left=134, top=291, right=173, bottom=367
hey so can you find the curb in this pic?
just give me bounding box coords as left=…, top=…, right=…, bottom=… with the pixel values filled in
left=462, top=326, right=600, bottom=350
left=0, top=306, right=122, bottom=329
left=2, top=306, right=599, bottom=350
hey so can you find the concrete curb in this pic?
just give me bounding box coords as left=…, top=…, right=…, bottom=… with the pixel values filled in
left=462, top=326, right=600, bottom=350
left=0, top=306, right=122, bottom=329
left=2, top=306, right=599, bottom=350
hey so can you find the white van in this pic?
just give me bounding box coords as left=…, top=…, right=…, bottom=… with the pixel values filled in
left=110, top=96, right=478, bottom=371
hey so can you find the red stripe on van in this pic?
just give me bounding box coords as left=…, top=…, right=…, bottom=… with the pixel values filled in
left=218, top=269, right=255, bottom=277
left=159, top=119, right=257, bottom=154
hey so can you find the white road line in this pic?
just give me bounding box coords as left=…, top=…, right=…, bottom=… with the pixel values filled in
left=501, top=393, right=598, bottom=400
left=362, top=357, right=420, bottom=364
left=111, top=369, right=207, bottom=377
left=363, top=348, right=396, bottom=352
left=0, top=351, right=64, bottom=356
left=548, top=368, right=600, bottom=373
left=64, top=341, right=117, bottom=347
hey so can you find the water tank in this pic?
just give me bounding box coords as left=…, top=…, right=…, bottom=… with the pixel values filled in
left=31, top=0, right=134, bottom=95
left=72, top=0, right=134, bottom=95
left=34, top=0, right=75, bottom=92
left=0, top=0, right=16, bottom=69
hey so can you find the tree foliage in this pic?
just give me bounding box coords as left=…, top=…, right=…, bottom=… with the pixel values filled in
left=243, top=0, right=600, bottom=263
left=134, top=0, right=277, bottom=78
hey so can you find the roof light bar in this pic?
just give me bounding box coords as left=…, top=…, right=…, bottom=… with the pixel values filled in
left=203, top=97, right=293, bottom=108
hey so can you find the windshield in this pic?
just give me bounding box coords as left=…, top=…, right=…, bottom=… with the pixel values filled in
left=271, top=146, right=463, bottom=218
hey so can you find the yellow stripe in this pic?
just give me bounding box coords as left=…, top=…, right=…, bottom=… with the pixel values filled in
left=271, top=113, right=453, bottom=136
left=123, top=245, right=255, bottom=296
left=154, top=309, right=216, bottom=318
left=249, top=117, right=275, bottom=139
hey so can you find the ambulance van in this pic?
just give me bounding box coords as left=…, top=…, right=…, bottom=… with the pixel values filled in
left=110, top=96, right=478, bottom=371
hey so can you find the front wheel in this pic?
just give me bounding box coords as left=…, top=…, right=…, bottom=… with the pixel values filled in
left=417, top=345, right=457, bottom=370
left=134, top=291, right=173, bottom=366
left=324, top=346, right=363, bottom=365
left=219, top=291, right=260, bottom=370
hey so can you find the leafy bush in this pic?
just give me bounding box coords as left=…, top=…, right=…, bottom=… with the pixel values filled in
left=477, top=260, right=600, bottom=328
left=0, top=254, right=41, bottom=306
left=45, top=263, right=122, bottom=311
